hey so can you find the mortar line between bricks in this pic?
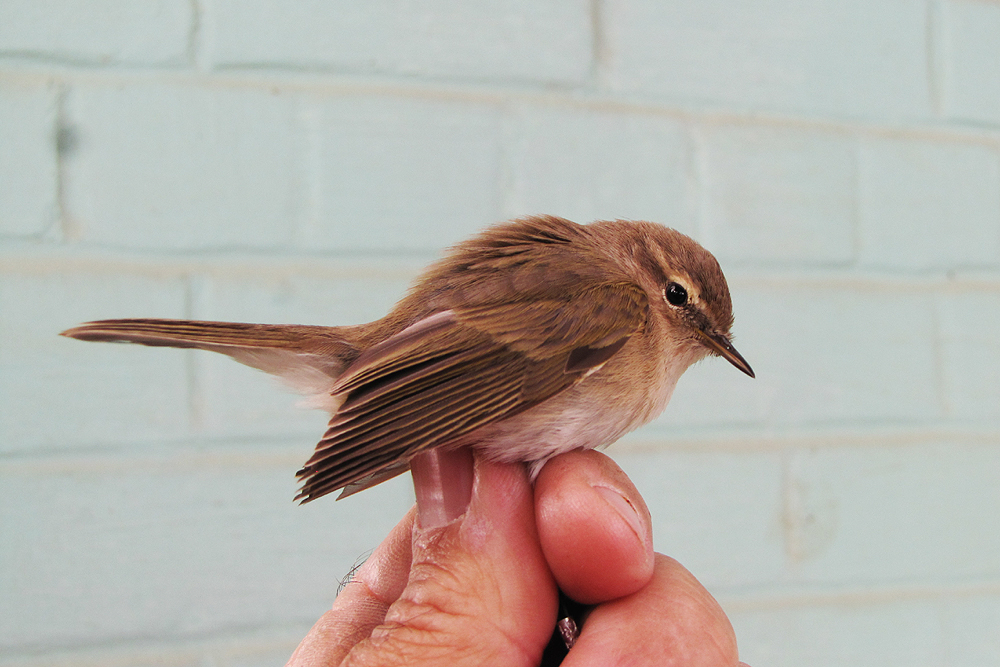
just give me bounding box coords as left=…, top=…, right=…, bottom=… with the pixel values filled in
left=0, top=248, right=433, bottom=279
left=615, top=426, right=1000, bottom=453
left=0, top=623, right=309, bottom=666
left=2, top=64, right=1000, bottom=142
left=935, top=599, right=953, bottom=666
left=588, top=0, right=608, bottom=89
left=848, top=141, right=861, bottom=267
left=496, top=102, right=519, bottom=220
left=929, top=295, right=951, bottom=419
left=185, top=0, right=202, bottom=70
left=53, top=83, right=70, bottom=242
left=779, top=447, right=798, bottom=565
left=718, top=577, right=1000, bottom=613
left=688, top=123, right=711, bottom=246
left=4, top=248, right=1000, bottom=290
left=184, top=275, right=205, bottom=431
left=0, top=437, right=314, bottom=471
left=3, top=425, right=999, bottom=468
left=927, top=0, right=947, bottom=118
left=296, top=98, right=323, bottom=249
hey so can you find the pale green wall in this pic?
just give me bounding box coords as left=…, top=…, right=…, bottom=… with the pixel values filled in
left=2, top=1, right=1000, bottom=665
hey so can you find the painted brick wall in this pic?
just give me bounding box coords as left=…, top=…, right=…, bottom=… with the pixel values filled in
left=2, top=2, right=999, bottom=665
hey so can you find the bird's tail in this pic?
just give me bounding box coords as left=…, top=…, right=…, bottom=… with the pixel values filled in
left=61, top=318, right=361, bottom=403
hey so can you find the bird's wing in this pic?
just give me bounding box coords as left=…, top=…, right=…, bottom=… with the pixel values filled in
left=296, top=279, right=648, bottom=502
left=60, top=319, right=358, bottom=397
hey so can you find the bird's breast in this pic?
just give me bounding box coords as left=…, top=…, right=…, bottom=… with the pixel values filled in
left=454, top=332, right=703, bottom=473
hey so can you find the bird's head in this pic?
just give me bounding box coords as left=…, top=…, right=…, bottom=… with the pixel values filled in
left=594, top=221, right=755, bottom=379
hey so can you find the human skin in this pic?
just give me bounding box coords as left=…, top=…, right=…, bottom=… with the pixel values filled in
left=286, top=449, right=745, bottom=667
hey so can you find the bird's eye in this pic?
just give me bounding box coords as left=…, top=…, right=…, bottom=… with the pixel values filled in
left=664, top=282, right=688, bottom=306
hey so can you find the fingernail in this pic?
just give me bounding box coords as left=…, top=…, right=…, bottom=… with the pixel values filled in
left=593, top=484, right=644, bottom=542
left=411, top=448, right=474, bottom=530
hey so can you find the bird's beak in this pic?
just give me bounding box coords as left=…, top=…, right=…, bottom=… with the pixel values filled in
left=697, top=329, right=755, bottom=378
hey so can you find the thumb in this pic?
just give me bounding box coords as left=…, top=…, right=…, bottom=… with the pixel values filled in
left=344, top=449, right=558, bottom=667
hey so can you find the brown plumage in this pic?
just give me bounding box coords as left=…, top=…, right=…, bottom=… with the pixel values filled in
left=62, top=215, right=753, bottom=502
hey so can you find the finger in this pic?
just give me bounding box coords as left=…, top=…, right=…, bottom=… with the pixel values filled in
left=286, top=507, right=415, bottom=667
left=534, top=450, right=654, bottom=604
left=344, top=454, right=558, bottom=667
left=411, top=447, right=475, bottom=530
left=563, top=554, right=739, bottom=667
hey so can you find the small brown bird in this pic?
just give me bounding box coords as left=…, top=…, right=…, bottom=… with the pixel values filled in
left=62, top=216, right=753, bottom=502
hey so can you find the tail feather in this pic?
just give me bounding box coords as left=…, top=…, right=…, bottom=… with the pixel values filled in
left=62, top=318, right=340, bottom=349
left=62, top=318, right=360, bottom=400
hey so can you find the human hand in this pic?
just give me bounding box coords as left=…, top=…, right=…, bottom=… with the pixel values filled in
left=286, top=448, right=744, bottom=666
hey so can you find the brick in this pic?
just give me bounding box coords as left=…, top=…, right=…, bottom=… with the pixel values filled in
left=204, top=0, right=592, bottom=85
left=785, top=442, right=1000, bottom=585
left=191, top=263, right=422, bottom=327
left=938, top=290, right=1000, bottom=420
left=943, top=0, right=1000, bottom=125
left=650, top=283, right=940, bottom=429
left=0, top=82, right=58, bottom=237
left=305, top=96, right=504, bottom=252
left=187, top=270, right=415, bottom=438
left=603, top=0, right=931, bottom=120
left=0, top=271, right=190, bottom=452
left=858, top=138, right=1000, bottom=270
left=615, top=449, right=785, bottom=589
left=0, top=0, right=191, bottom=65
left=505, top=106, right=695, bottom=233
left=62, top=83, right=303, bottom=250
left=0, top=448, right=412, bottom=650
left=942, top=594, right=1000, bottom=664
left=701, top=125, right=855, bottom=266
left=731, top=598, right=944, bottom=667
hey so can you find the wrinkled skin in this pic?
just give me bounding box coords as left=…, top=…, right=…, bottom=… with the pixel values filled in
left=287, top=450, right=747, bottom=667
